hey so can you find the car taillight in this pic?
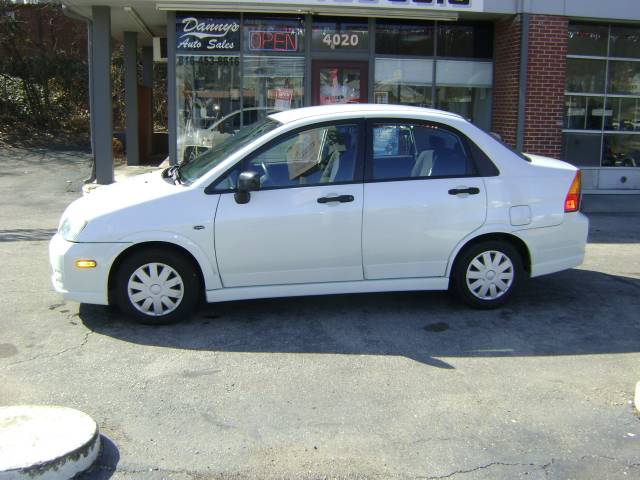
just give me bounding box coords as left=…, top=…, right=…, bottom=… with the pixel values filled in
left=565, top=170, right=582, bottom=212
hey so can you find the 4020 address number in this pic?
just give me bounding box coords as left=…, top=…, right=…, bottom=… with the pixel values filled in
left=322, top=33, right=361, bottom=50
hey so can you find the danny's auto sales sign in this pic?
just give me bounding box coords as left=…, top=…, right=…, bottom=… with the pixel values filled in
left=176, top=15, right=240, bottom=52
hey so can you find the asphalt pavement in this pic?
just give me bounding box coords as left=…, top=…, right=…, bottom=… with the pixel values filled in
left=0, top=145, right=639, bottom=479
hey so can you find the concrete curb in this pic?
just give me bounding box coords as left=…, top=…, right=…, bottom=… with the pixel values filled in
left=0, top=406, right=100, bottom=480
left=635, top=382, right=640, bottom=413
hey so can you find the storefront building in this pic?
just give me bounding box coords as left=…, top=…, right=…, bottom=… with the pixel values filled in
left=173, top=12, right=494, bottom=162
left=63, top=0, right=640, bottom=198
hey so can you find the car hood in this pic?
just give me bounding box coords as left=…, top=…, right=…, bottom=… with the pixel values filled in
left=62, top=170, right=178, bottom=223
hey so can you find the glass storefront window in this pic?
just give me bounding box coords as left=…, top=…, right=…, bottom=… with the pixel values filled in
left=568, top=24, right=608, bottom=56
left=176, top=55, right=241, bottom=163
left=602, top=134, right=640, bottom=167
left=564, top=96, right=605, bottom=130
left=606, top=97, right=640, bottom=131
left=435, top=59, right=492, bottom=87
left=610, top=26, right=640, bottom=59
left=374, top=58, right=433, bottom=107
left=375, top=20, right=434, bottom=56
left=434, top=60, right=492, bottom=130
left=564, top=22, right=640, bottom=168
left=311, top=18, right=368, bottom=52
left=607, top=60, right=640, bottom=95
left=563, top=133, right=602, bottom=167
left=243, top=56, right=305, bottom=111
left=317, top=67, right=364, bottom=105
left=243, top=16, right=305, bottom=53
left=172, top=14, right=496, bottom=165
left=566, top=58, right=606, bottom=93
left=436, top=22, right=493, bottom=59
left=436, top=87, right=492, bottom=131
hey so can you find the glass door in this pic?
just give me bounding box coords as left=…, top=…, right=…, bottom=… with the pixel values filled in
left=312, top=60, right=368, bottom=105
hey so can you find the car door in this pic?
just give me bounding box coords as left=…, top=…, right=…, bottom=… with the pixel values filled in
left=212, top=120, right=365, bottom=287
left=362, top=119, right=488, bottom=279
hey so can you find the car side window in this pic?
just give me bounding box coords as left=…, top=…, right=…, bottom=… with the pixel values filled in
left=369, top=122, right=477, bottom=181
left=251, top=123, right=359, bottom=189
left=209, top=123, right=360, bottom=192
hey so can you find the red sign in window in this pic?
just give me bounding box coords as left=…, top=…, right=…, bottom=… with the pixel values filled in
left=249, top=30, right=299, bottom=52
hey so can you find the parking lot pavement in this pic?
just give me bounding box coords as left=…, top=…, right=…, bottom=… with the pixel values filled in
left=1, top=146, right=639, bottom=480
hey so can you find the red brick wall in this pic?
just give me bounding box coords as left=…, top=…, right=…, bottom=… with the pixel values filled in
left=523, top=15, right=568, bottom=158
left=492, top=15, right=522, bottom=148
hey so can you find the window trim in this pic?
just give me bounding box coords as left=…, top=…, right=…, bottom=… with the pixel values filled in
left=205, top=118, right=366, bottom=194
left=567, top=55, right=640, bottom=63
left=363, top=118, right=498, bottom=183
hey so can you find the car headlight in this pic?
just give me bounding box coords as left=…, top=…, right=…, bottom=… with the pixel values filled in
left=59, top=217, right=88, bottom=242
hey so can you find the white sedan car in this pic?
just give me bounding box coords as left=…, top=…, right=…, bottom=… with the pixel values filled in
left=50, top=104, right=588, bottom=324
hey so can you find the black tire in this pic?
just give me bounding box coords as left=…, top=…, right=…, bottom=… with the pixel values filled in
left=451, top=240, right=524, bottom=309
left=114, top=248, right=201, bottom=325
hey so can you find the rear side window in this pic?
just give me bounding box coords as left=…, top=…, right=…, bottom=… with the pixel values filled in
left=368, top=122, right=477, bottom=181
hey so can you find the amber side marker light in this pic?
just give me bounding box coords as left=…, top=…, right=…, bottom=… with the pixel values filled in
left=564, top=170, right=582, bottom=213
left=75, top=260, right=97, bottom=269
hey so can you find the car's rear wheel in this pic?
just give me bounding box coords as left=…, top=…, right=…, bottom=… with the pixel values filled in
left=451, top=241, right=524, bottom=309
left=114, top=248, right=200, bottom=324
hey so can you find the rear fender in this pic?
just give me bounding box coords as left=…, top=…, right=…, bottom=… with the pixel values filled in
left=445, top=224, right=529, bottom=278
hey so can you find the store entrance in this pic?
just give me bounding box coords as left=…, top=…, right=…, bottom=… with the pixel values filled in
left=312, top=60, right=368, bottom=105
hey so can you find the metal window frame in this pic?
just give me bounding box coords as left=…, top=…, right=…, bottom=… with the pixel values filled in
left=568, top=55, right=640, bottom=63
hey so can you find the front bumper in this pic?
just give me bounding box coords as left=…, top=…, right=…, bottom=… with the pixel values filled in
left=49, top=234, right=124, bottom=305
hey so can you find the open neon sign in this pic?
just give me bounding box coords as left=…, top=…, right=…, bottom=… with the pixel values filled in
left=249, top=30, right=299, bottom=52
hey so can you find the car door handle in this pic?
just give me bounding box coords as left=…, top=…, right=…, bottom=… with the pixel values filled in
left=317, top=195, right=354, bottom=204
left=448, top=187, right=480, bottom=196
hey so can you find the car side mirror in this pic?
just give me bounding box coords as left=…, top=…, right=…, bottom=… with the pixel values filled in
left=490, top=132, right=503, bottom=142
left=234, top=170, right=260, bottom=204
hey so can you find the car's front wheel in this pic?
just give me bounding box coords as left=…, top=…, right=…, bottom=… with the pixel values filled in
left=114, top=248, right=200, bottom=324
left=451, top=241, right=524, bottom=309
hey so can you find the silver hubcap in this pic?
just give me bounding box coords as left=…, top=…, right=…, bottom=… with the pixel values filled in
left=466, top=250, right=515, bottom=301
left=127, top=263, right=184, bottom=316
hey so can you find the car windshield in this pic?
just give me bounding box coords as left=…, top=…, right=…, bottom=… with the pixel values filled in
left=179, top=118, right=281, bottom=183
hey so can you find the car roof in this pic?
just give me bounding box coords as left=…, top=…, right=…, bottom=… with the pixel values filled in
left=269, top=104, right=466, bottom=125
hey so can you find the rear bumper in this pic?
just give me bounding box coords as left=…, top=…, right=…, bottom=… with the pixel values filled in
left=49, top=234, right=123, bottom=305
left=515, top=212, right=589, bottom=278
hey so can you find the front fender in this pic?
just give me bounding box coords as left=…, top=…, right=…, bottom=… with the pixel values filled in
left=114, top=231, right=222, bottom=290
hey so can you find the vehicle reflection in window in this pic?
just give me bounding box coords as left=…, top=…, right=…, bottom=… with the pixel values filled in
left=179, top=118, right=281, bottom=184
left=602, top=134, right=640, bottom=167
left=179, top=107, right=280, bottom=164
